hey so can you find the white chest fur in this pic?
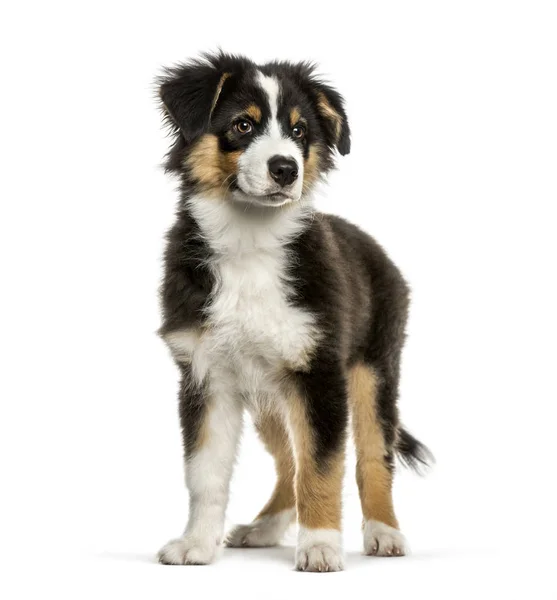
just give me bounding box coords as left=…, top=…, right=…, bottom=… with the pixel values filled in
left=163, top=197, right=318, bottom=413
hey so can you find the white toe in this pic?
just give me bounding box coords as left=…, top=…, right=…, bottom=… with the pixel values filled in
left=226, top=509, right=295, bottom=548
left=363, top=520, right=408, bottom=557
left=295, top=527, right=344, bottom=572
left=157, top=536, right=219, bottom=565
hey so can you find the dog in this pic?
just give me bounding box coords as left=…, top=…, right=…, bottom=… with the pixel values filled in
left=156, top=52, right=432, bottom=572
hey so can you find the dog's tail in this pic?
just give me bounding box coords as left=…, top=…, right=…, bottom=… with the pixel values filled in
left=395, top=427, right=434, bottom=474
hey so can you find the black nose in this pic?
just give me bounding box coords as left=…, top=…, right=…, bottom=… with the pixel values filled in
left=268, top=155, right=299, bottom=187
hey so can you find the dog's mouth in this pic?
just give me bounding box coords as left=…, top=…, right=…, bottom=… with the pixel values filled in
left=257, top=191, right=291, bottom=205
left=230, top=183, right=296, bottom=207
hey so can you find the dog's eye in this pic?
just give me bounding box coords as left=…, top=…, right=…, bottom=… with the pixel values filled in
left=235, top=120, right=253, bottom=135
left=292, top=124, right=306, bottom=140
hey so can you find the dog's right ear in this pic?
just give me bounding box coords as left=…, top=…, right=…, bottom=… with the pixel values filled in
left=158, top=58, right=231, bottom=145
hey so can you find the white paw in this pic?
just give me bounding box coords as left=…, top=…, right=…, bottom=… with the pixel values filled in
left=226, top=509, right=295, bottom=548
left=363, top=520, right=408, bottom=557
left=295, top=528, right=344, bottom=572
left=157, top=536, right=220, bottom=565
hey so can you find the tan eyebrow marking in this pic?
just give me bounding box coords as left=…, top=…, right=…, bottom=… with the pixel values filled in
left=290, top=107, right=302, bottom=127
left=245, top=104, right=262, bottom=122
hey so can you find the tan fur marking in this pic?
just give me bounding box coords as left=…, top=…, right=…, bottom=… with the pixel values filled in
left=317, top=92, right=342, bottom=141
left=221, top=149, right=242, bottom=178
left=286, top=386, right=345, bottom=530
left=348, top=363, right=399, bottom=528
left=195, top=413, right=210, bottom=453
left=185, top=134, right=242, bottom=193
left=255, top=413, right=296, bottom=518
left=302, top=144, right=323, bottom=194
left=245, top=104, right=262, bottom=123
left=186, top=391, right=212, bottom=455
left=209, top=72, right=231, bottom=118
left=289, top=107, right=301, bottom=127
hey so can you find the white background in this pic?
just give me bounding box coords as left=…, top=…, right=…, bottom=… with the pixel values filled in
left=1, top=1, right=556, bottom=598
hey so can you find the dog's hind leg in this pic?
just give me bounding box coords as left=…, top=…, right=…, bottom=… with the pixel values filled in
left=226, top=412, right=296, bottom=547
left=348, top=362, right=408, bottom=557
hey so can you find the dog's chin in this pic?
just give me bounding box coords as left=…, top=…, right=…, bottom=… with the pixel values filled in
left=230, top=187, right=299, bottom=208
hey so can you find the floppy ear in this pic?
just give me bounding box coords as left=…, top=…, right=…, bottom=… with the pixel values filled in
left=288, top=62, right=350, bottom=155
left=313, top=83, right=351, bottom=156
left=159, top=60, right=230, bottom=145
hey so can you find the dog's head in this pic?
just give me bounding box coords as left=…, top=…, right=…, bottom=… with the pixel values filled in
left=158, top=52, right=350, bottom=207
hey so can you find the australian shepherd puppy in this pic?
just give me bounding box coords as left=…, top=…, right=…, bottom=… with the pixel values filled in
left=156, top=52, right=431, bottom=572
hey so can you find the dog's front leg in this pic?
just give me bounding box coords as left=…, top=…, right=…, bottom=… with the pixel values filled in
left=158, top=365, right=243, bottom=565
left=286, top=366, right=348, bottom=572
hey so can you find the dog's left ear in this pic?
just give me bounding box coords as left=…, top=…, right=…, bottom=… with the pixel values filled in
left=290, top=61, right=350, bottom=154
left=309, top=75, right=350, bottom=156
left=158, top=58, right=230, bottom=145
left=312, top=83, right=351, bottom=156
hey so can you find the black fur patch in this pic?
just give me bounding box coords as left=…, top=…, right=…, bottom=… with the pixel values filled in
left=178, top=364, right=208, bottom=459
left=286, top=215, right=412, bottom=462
left=159, top=209, right=214, bottom=336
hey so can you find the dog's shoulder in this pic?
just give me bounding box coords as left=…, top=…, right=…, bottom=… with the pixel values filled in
left=160, top=209, right=215, bottom=335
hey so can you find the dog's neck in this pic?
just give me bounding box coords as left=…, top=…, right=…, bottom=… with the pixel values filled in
left=185, top=193, right=313, bottom=256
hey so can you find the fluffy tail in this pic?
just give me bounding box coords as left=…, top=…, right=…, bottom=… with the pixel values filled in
left=396, top=428, right=434, bottom=474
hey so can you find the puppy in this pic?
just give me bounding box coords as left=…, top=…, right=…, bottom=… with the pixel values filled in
left=156, top=52, right=431, bottom=572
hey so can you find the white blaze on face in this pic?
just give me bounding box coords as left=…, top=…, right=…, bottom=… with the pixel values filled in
left=236, top=72, right=304, bottom=202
